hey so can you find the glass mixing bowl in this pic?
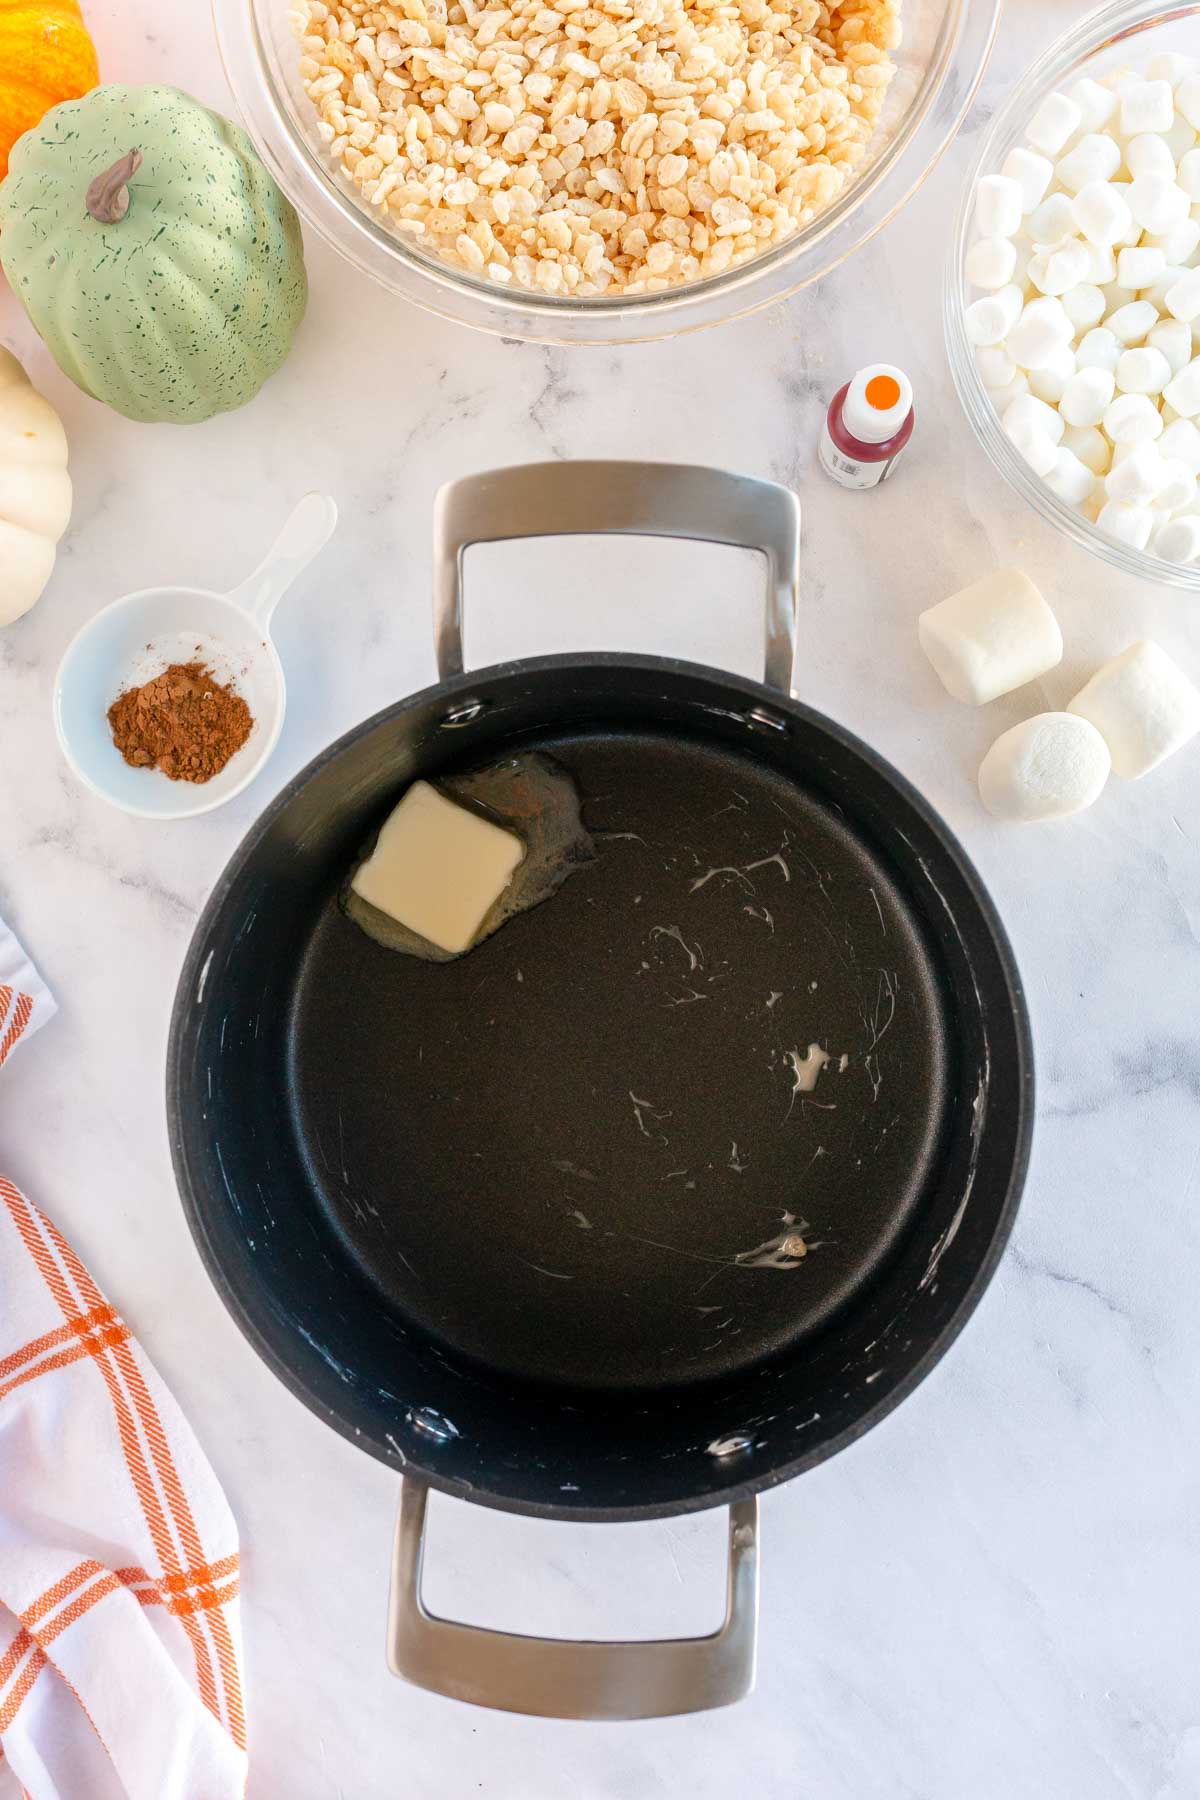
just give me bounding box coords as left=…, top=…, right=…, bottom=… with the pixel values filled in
left=214, top=0, right=998, bottom=342
left=945, top=0, right=1200, bottom=592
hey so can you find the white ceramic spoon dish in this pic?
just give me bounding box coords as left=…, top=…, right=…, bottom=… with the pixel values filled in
left=54, top=493, right=337, bottom=820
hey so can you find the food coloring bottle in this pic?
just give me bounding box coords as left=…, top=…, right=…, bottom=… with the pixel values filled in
left=819, top=364, right=914, bottom=490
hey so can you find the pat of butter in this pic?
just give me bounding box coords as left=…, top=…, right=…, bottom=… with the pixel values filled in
left=352, top=780, right=525, bottom=955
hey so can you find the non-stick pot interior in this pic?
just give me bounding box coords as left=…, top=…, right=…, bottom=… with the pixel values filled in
left=170, top=658, right=1030, bottom=1520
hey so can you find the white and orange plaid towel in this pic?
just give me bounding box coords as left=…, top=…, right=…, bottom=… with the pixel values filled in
left=0, top=917, right=248, bottom=1800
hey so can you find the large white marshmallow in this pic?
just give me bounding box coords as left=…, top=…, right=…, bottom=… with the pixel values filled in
left=1039, top=239, right=1092, bottom=296
left=975, top=173, right=1023, bottom=239
left=1026, top=91, right=1084, bottom=156
left=1069, top=639, right=1200, bottom=777
left=918, top=568, right=1063, bottom=707
left=1001, top=145, right=1054, bottom=212
left=1153, top=457, right=1197, bottom=512
left=978, top=713, right=1111, bottom=821
left=966, top=235, right=1019, bottom=290
left=1004, top=392, right=1065, bottom=445
left=1082, top=241, right=1117, bottom=284
left=1145, top=216, right=1200, bottom=262
left=975, top=345, right=1016, bottom=388
left=1176, top=72, right=1200, bottom=130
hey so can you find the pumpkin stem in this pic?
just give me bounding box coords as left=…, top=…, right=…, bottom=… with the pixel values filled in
left=85, top=149, right=143, bottom=225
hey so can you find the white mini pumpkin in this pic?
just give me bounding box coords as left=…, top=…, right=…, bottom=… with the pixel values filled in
left=0, top=347, right=71, bottom=625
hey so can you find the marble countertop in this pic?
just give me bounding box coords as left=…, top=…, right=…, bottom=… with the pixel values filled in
left=3, top=1, right=1200, bottom=1793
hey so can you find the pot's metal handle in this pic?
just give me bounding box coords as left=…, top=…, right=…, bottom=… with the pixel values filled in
left=432, top=461, right=800, bottom=695
left=387, top=1479, right=759, bottom=1719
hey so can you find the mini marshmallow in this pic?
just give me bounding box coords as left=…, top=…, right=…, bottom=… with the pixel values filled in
left=1124, top=133, right=1176, bottom=180
left=1105, top=442, right=1169, bottom=503
left=1145, top=216, right=1200, bottom=262
left=1027, top=192, right=1077, bottom=244
left=1164, top=356, right=1200, bottom=414
left=1148, top=317, right=1194, bottom=374
left=1142, top=263, right=1191, bottom=311
left=975, top=345, right=1016, bottom=387
left=1060, top=364, right=1115, bottom=426
left=1069, top=639, right=1200, bottom=777
left=1145, top=52, right=1196, bottom=89
left=966, top=235, right=1018, bottom=290
left=1097, top=498, right=1155, bottom=547
left=1062, top=283, right=1107, bottom=332
left=1153, top=457, right=1197, bottom=512
left=1120, top=79, right=1175, bottom=137
left=1075, top=326, right=1122, bottom=372
left=1001, top=145, right=1054, bottom=212
left=1106, top=298, right=1159, bottom=343
left=1026, top=90, right=1083, bottom=157
left=1082, top=241, right=1117, bottom=284
left=964, top=283, right=1024, bottom=345
left=1028, top=343, right=1078, bottom=405
left=1128, top=173, right=1191, bottom=233
left=1100, top=280, right=1138, bottom=316
left=1116, top=244, right=1167, bottom=288
left=987, top=371, right=1031, bottom=412
left=1176, top=72, right=1200, bottom=130
left=1004, top=392, right=1065, bottom=446
left=1178, top=146, right=1200, bottom=198
left=978, top=714, right=1110, bottom=822
left=1104, top=391, right=1165, bottom=442
left=918, top=568, right=1063, bottom=706
left=1062, top=423, right=1112, bottom=474
left=1007, top=296, right=1073, bottom=369
left=1159, top=415, right=1200, bottom=470
left=1040, top=239, right=1092, bottom=295
left=1006, top=417, right=1057, bottom=476
left=1069, top=76, right=1118, bottom=133
left=1152, top=513, right=1200, bottom=561
left=1115, top=345, right=1172, bottom=394
left=1163, top=115, right=1198, bottom=159
left=1043, top=446, right=1096, bottom=506
left=975, top=173, right=1023, bottom=239
left=1056, top=133, right=1122, bottom=194
left=1165, top=268, right=1200, bottom=320
left=1073, top=179, right=1134, bottom=246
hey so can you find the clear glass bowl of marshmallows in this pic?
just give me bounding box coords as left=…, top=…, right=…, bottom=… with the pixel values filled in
left=946, top=0, right=1200, bottom=590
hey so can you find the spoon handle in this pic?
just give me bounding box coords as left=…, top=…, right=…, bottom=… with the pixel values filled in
left=226, top=493, right=338, bottom=626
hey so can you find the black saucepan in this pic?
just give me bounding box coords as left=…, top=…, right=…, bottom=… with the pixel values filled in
left=168, top=462, right=1032, bottom=1720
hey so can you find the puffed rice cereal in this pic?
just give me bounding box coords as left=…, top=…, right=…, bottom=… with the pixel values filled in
left=290, top=0, right=900, bottom=295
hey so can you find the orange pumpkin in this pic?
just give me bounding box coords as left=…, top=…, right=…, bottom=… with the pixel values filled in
left=0, top=0, right=98, bottom=181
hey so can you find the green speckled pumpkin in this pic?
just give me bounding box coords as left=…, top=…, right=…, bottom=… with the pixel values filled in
left=0, top=84, right=307, bottom=423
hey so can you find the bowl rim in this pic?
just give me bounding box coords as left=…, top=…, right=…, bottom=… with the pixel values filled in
left=214, top=0, right=1001, bottom=343
left=944, top=0, right=1200, bottom=592
left=53, top=586, right=288, bottom=821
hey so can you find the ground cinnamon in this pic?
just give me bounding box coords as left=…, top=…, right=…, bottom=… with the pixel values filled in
left=108, top=662, right=253, bottom=783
